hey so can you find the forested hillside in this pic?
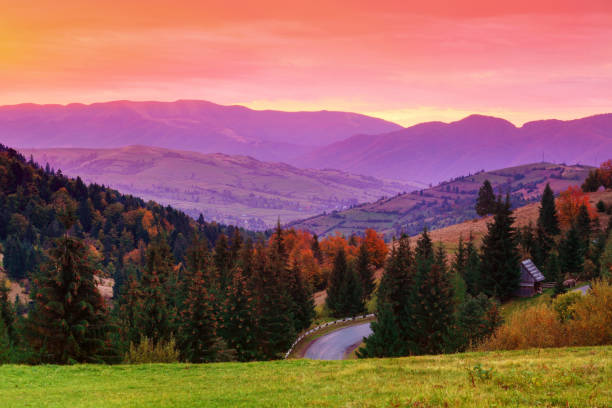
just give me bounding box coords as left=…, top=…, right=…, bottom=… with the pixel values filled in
left=290, top=163, right=592, bottom=239
left=0, top=144, right=251, bottom=297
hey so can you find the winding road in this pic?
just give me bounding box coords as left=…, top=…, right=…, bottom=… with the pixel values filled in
left=304, top=322, right=373, bottom=360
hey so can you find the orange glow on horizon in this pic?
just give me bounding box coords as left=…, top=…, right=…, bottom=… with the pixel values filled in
left=1, top=1, right=612, bottom=126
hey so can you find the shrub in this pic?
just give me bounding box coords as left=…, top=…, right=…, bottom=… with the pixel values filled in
left=124, top=336, right=180, bottom=364
left=480, top=280, right=612, bottom=351
left=565, top=279, right=612, bottom=346
left=552, top=291, right=583, bottom=322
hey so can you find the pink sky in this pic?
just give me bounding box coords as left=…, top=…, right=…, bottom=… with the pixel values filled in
left=2, top=0, right=612, bottom=126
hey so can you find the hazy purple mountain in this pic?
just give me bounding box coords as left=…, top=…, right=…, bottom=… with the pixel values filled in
left=297, top=114, right=612, bottom=183
left=0, top=100, right=402, bottom=162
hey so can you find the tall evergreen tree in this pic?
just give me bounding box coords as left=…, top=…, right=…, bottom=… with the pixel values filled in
left=311, top=234, right=323, bottom=263
left=575, top=203, right=593, bottom=254
left=213, top=233, right=231, bottom=292
left=538, top=183, right=560, bottom=236
left=463, top=238, right=481, bottom=296
left=357, top=303, right=404, bottom=358
left=355, top=243, right=375, bottom=302
left=250, top=242, right=295, bottom=359
left=476, top=180, right=496, bottom=216
left=222, top=267, right=257, bottom=361
left=27, top=232, right=116, bottom=363
left=406, top=261, right=455, bottom=355
left=559, top=224, right=584, bottom=277
left=133, top=236, right=176, bottom=343
left=415, top=228, right=433, bottom=264
left=479, top=195, right=520, bottom=300
left=287, top=261, right=315, bottom=332
left=326, top=248, right=364, bottom=316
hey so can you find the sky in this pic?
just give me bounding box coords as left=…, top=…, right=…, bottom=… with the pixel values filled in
left=2, top=0, right=612, bottom=126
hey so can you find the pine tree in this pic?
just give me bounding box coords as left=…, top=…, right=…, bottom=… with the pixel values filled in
left=476, top=180, right=496, bottom=216
left=538, top=183, right=560, bottom=236
left=377, top=235, right=414, bottom=320
left=311, top=234, right=323, bottom=263
left=355, top=243, right=375, bottom=302
left=479, top=195, right=520, bottom=300
left=581, top=169, right=601, bottom=192
left=455, top=294, right=501, bottom=351
left=178, top=268, right=219, bottom=363
left=559, top=224, right=584, bottom=277
left=357, top=303, right=404, bottom=358
left=287, top=261, right=315, bottom=332
left=463, top=239, right=481, bottom=296
left=326, top=248, right=349, bottom=316
left=222, top=267, right=257, bottom=361
left=415, top=228, right=433, bottom=264
left=546, top=252, right=566, bottom=296
left=213, top=233, right=231, bottom=292
left=133, top=236, right=176, bottom=343
left=27, top=233, right=116, bottom=363
left=406, top=261, right=455, bottom=355
left=250, top=242, right=295, bottom=359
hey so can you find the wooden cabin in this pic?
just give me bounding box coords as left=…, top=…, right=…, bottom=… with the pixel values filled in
left=514, top=259, right=546, bottom=297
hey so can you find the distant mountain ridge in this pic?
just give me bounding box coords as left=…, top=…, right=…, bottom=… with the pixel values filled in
left=0, top=100, right=402, bottom=163
left=21, top=146, right=420, bottom=230
left=296, top=113, right=612, bottom=183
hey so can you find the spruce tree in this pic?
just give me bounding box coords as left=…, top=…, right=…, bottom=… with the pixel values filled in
left=479, top=195, right=520, bottom=300
left=326, top=248, right=349, bottom=316
left=355, top=243, right=375, bottom=302
left=377, top=235, right=414, bottom=320
left=287, top=261, right=315, bottom=332
left=357, top=303, right=404, bottom=358
left=415, top=228, right=433, bottom=264
left=213, top=233, right=231, bottom=292
left=538, top=183, right=560, bottom=236
left=559, top=224, right=584, bottom=277
left=133, top=236, right=176, bottom=343
left=222, top=267, right=257, bottom=361
left=463, top=238, right=481, bottom=296
left=406, top=262, right=455, bottom=355
left=250, top=242, right=295, bottom=359
left=27, top=232, right=116, bottom=363
left=178, top=267, right=219, bottom=363
left=476, top=180, right=496, bottom=216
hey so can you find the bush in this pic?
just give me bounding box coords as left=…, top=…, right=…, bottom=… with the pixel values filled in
left=124, top=336, right=180, bottom=364
left=480, top=280, right=612, bottom=351
left=565, top=280, right=612, bottom=346
left=552, top=291, right=583, bottom=322
left=478, top=304, right=565, bottom=351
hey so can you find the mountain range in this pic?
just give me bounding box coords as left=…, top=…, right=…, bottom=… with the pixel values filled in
left=297, top=114, right=612, bottom=183
left=1, top=101, right=610, bottom=186
left=21, top=146, right=418, bottom=230
left=0, top=100, right=401, bottom=163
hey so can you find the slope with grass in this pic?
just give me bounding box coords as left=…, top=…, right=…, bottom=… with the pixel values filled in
left=290, top=163, right=592, bottom=239
left=424, top=189, right=612, bottom=253
left=0, top=347, right=609, bottom=407
left=21, top=146, right=419, bottom=230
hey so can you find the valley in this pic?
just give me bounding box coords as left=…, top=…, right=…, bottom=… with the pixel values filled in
left=20, top=146, right=419, bottom=230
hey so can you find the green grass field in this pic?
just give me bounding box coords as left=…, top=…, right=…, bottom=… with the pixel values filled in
left=1, top=346, right=610, bottom=407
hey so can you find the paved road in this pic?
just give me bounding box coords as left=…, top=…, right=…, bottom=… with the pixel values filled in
left=572, top=284, right=590, bottom=295
left=304, top=322, right=373, bottom=360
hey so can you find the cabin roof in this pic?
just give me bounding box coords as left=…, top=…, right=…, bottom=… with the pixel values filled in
left=521, top=259, right=545, bottom=282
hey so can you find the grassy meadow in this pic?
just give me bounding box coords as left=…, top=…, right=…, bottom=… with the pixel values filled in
left=1, top=346, right=610, bottom=407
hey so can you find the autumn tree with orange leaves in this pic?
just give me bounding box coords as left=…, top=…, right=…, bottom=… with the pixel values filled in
left=557, top=186, right=596, bottom=228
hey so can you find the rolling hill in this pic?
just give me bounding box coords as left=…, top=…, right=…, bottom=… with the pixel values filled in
left=289, top=163, right=593, bottom=239
left=21, top=146, right=419, bottom=230
left=297, top=113, right=612, bottom=183
left=0, top=100, right=401, bottom=163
